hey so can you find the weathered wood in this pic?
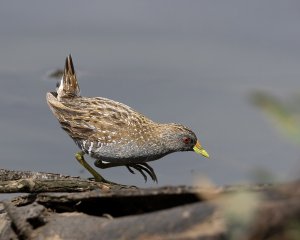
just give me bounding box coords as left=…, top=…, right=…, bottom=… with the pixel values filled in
left=0, top=169, right=77, bottom=181
left=244, top=181, right=300, bottom=240
left=0, top=203, right=17, bottom=240
left=0, top=168, right=299, bottom=240
left=34, top=201, right=224, bottom=240
left=0, top=179, right=100, bottom=193
left=0, top=169, right=132, bottom=193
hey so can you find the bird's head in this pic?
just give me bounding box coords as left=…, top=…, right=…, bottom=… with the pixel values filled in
left=160, top=123, right=209, bottom=158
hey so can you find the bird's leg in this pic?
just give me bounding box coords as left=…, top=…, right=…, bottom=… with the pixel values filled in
left=95, top=160, right=158, bottom=183
left=76, top=152, right=135, bottom=188
left=75, top=151, right=106, bottom=182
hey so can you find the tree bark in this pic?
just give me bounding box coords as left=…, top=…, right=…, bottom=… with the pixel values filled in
left=1, top=168, right=299, bottom=240
left=0, top=169, right=130, bottom=193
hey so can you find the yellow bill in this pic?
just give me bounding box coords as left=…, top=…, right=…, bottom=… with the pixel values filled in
left=193, top=140, right=209, bottom=158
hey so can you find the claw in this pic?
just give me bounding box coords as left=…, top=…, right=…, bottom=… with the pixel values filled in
left=132, top=165, right=148, bottom=182
left=139, top=163, right=157, bottom=183
left=135, top=164, right=156, bottom=183
left=125, top=163, right=158, bottom=183
left=126, top=165, right=135, bottom=174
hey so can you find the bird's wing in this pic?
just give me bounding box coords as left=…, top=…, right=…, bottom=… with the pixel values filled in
left=47, top=93, right=96, bottom=140
left=46, top=93, right=149, bottom=143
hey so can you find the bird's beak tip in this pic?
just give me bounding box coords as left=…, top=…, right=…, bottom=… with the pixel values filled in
left=193, top=141, right=210, bottom=158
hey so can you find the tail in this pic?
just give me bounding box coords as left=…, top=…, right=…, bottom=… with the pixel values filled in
left=57, top=54, right=80, bottom=101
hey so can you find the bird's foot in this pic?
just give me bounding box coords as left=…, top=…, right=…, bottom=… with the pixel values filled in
left=126, top=163, right=158, bottom=183
left=90, top=177, right=138, bottom=190
left=76, top=152, right=137, bottom=189
left=75, top=151, right=107, bottom=182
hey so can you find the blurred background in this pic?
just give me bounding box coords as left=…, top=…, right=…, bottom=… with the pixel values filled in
left=1, top=1, right=300, bottom=187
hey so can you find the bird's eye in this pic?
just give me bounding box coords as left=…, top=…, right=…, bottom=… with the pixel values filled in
left=182, top=137, right=191, bottom=144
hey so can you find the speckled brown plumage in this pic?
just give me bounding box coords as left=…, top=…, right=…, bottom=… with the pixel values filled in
left=46, top=55, right=209, bottom=183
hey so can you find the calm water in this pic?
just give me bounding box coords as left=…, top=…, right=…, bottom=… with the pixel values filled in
left=0, top=1, right=300, bottom=189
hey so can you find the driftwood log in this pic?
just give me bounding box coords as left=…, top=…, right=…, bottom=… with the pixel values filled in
left=0, top=169, right=300, bottom=240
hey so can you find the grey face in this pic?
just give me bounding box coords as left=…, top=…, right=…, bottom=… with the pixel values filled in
left=160, top=123, right=198, bottom=153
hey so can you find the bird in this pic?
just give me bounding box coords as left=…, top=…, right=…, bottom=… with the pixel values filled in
left=46, top=55, right=209, bottom=184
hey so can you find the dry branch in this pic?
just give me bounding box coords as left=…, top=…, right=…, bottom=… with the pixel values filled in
left=0, top=169, right=126, bottom=193
left=1, top=168, right=300, bottom=240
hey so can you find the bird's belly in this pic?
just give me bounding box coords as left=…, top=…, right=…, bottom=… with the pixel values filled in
left=92, top=154, right=157, bottom=164
left=91, top=147, right=168, bottom=164
left=74, top=139, right=168, bottom=164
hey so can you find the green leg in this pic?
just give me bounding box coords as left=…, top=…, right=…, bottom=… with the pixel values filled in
left=75, top=151, right=135, bottom=188
left=75, top=151, right=106, bottom=182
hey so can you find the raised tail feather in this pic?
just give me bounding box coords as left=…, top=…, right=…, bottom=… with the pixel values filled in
left=57, top=54, right=80, bottom=101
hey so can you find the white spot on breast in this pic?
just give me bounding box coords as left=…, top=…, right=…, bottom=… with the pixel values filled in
left=88, top=142, right=94, bottom=154
left=82, top=140, right=87, bottom=150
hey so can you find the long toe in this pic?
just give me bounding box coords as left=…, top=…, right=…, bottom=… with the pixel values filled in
left=126, top=166, right=135, bottom=174
left=138, top=163, right=157, bottom=183
left=133, top=165, right=148, bottom=182
left=126, top=163, right=157, bottom=183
